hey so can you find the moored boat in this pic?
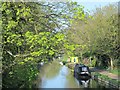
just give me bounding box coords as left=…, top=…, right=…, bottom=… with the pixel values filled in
left=74, top=64, right=91, bottom=80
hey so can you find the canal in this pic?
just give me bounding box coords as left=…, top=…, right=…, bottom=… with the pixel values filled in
left=35, top=61, right=109, bottom=89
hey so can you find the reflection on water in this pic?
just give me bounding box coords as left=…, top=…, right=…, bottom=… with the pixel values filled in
left=38, top=61, right=82, bottom=88
left=77, top=79, right=90, bottom=88
left=36, top=61, right=98, bottom=88
left=39, top=66, right=70, bottom=88
left=41, top=66, right=68, bottom=88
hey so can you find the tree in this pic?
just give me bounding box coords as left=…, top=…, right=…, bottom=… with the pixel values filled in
left=1, top=1, right=86, bottom=88
left=65, top=4, right=118, bottom=69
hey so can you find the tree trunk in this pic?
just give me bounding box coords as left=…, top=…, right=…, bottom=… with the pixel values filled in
left=110, top=57, right=113, bottom=70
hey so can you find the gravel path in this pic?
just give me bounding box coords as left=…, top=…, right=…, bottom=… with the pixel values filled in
left=90, top=67, right=119, bottom=80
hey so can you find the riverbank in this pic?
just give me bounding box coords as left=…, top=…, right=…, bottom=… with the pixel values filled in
left=91, top=67, right=119, bottom=89
left=90, top=67, right=119, bottom=79
left=93, top=72, right=120, bottom=89
left=67, top=63, right=119, bottom=80
left=66, top=63, right=120, bottom=89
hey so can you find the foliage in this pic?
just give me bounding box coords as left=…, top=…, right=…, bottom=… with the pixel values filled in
left=88, top=56, right=97, bottom=67
left=1, top=1, right=86, bottom=88
left=109, top=69, right=119, bottom=75
left=2, top=1, right=118, bottom=88
left=1, top=1, right=64, bottom=88
left=65, top=4, right=119, bottom=69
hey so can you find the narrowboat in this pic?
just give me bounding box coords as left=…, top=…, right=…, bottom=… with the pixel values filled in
left=74, top=64, right=91, bottom=80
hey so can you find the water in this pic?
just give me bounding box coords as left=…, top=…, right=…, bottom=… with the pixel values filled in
left=41, top=66, right=69, bottom=88
left=35, top=61, right=111, bottom=89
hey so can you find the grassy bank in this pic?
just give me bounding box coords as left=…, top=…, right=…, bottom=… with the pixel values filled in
left=109, top=69, right=119, bottom=75
left=93, top=72, right=120, bottom=88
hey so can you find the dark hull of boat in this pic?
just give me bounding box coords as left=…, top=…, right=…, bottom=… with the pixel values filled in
left=74, top=71, right=91, bottom=80
left=78, top=74, right=91, bottom=80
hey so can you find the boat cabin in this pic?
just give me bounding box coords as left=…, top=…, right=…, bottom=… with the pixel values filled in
left=74, top=64, right=91, bottom=80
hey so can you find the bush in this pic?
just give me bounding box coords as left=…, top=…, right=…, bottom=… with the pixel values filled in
left=2, top=57, right=39, bottom=88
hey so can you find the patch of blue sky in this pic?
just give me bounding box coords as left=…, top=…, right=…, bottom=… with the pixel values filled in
left=39, top=0, right=119, bottom=12
left=72, top=0, right=119, bottom=12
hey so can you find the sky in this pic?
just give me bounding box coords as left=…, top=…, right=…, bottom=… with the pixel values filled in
left=72, top=0, right=119, bottom=12
left=41, top=0, right=119, bottom=12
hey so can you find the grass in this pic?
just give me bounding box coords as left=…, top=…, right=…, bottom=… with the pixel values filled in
left=97, top=66, right=119, bottom=75
left=109, top=69, right=119, bottom=75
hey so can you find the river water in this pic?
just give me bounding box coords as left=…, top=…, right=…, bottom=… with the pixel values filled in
left=35, top=61, right=104, bottom=89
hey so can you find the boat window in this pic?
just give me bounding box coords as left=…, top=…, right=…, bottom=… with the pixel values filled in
left=82, top=67, right=87, bottom=71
